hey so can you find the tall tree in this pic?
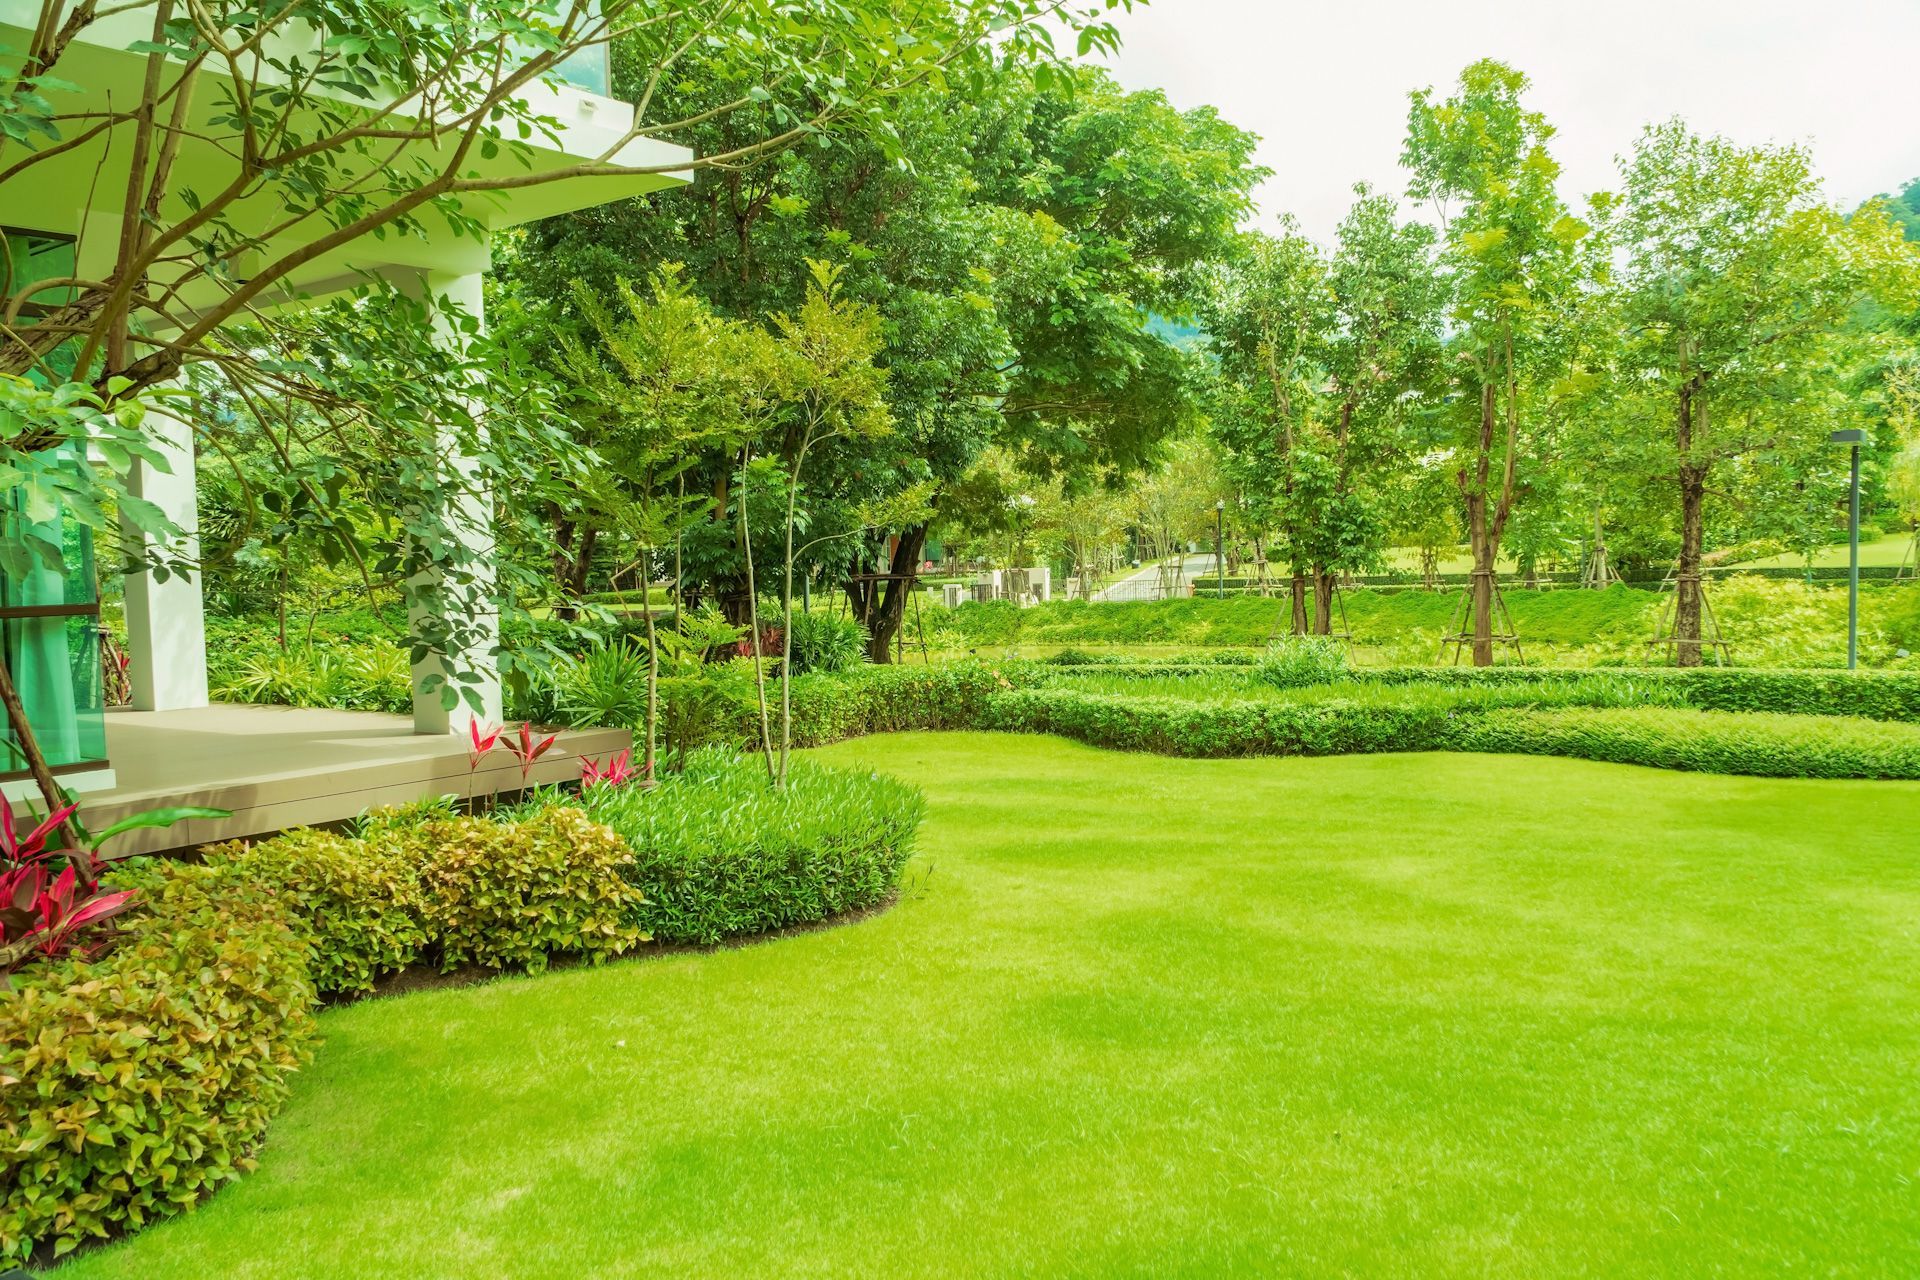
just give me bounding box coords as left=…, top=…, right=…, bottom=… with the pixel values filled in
left=1206, top=190, right=1441, bottom=631
left=1203, top=224, right=1330, bottom=632
left=505, top=61, right=1259, bottom=658
left=1403, top=60, right=1591, bottom=664
left=1605, top=122, right=1920, bottom=663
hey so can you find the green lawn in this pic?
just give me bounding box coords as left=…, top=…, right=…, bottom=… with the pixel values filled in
left=1731, top=531, right=1915, bottom=570
left=59, top=736, right=1920, bottom=1278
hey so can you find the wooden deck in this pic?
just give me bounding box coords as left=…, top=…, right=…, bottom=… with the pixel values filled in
left=90, top=704, right=630, bottom=854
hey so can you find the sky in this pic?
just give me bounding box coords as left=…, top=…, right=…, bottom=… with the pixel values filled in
left=1098, top=0, right=1920, bottom=242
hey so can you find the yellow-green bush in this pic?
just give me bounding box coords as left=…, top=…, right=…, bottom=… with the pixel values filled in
left=0, top=862, right=317, bottom=1262
left=409, top=806, right=650, bottom=973
left=207, top=828, right=430, bottom=997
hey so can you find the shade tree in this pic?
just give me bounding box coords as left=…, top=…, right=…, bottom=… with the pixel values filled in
left=1601, top=121, right=1920, bottom=662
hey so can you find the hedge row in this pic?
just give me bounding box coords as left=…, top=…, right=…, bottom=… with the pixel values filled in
left=1, top=862, right=317, bottom=1262
left=980, top=688, right=1455, bottom=758
left=1198, top=565, right=1916, bottom=589
left=2, top=805, right=650, bottom=1261
left=1360, top=665, right=1920, bottom=723
left=1453, top=707, right=1920, bottom=780
left=662, top=661, right=1920, bottom=778
left=974, top=687, right=1920, bottom=777
left=579, top=748, right=926, bottom=944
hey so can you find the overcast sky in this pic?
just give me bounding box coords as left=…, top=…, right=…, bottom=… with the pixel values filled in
left=1099, top=0, right=1920, bottom=242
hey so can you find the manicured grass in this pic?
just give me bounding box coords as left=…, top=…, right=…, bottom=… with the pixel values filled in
left=57, top=736, right=1920, bottom=1277
left=1733, top=531, right=1914, bottom=569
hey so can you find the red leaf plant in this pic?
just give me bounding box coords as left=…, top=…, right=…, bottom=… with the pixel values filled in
left=467, top=719, right=503, bottom=771
left=0, top=803, right=137, bottom=979
left=580, top=748, right=639, bottom=789
left=503, top=722, right=559, bottom=786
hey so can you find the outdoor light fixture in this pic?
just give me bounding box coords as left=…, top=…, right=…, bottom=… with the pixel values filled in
left=1829, top=428, right=1868, bottom=669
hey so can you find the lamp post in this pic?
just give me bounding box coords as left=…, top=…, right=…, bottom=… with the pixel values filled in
left=1214, top=499, right=1226, bottom=599
left=1829, top=428, right=1868, bottom=669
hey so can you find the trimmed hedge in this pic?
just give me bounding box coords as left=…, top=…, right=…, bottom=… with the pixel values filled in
left=408, top=806, right=649, bottom=973
left=1, top=861, right=317, bottom=1262
left=982, top=688, right=1454, bottom=758
left=975, top=686, right=1920, bottom=777
left=1361, top=666, right=1920, bottom=723
left=1453, top=707, right=1920, bottom=780
left=206, top=828, right=429, bottom=996
left=656, top=659, right=1920, bottom=778
left=580, top=748, right=927, bottom=945
left=2, top=805, right=658, bottom=1260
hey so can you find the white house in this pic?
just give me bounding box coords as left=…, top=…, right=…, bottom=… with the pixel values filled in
left=0, top=4, right=686, bottom=845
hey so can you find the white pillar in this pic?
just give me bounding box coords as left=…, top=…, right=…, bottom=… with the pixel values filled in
left=123, top=388, right=209, bottom=711
left=410, top=269, right=502, bottom=735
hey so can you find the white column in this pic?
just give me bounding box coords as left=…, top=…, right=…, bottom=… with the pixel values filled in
left=123, top=387, right=209, bottom=711
left=410, top=269, right=502, bottom=735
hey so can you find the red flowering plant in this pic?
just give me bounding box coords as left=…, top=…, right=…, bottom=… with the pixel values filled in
left=0, top=803, right=137, bottom=979
left=0, top=798, right=222, bottom=982
left=580, top=748, right=640, bottom=789
left=503, top=722, right=559, bottom=788
left=465, top=719, right=503, bottom=803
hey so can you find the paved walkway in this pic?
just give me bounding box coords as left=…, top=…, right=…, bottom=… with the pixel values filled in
left=1093, top=553, right=1222, bottom=602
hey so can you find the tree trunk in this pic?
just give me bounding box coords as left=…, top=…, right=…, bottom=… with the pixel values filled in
left=0, top=647, right=76, bottom=838
left=1672, top=380, right=1709, bottom=668
left=851, top=523, right=928, bottom=664
left=1463, top=475, right=1499, bottom=668
left=1288, top=572, right=1308, bottom=636
left=1311, top=568, right=1334, bottom=635
left=1674, top=465, right=1708, bottom=668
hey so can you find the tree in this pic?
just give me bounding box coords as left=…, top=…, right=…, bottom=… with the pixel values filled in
left=0, top=0, right=1125, bottom=811
left=505, top=61, right=1259, bottom=659
left=1204, top=224, right=1329, bottom=631
left=1205, top=188, right=1442, bottom=631
left=761, top=262, right=891, bottom=782
left=1403, top=60, right=1591, bottom=665
left=1605, top=122, right=1920, bottom=663
left=564, top=266, right=768, bottom=782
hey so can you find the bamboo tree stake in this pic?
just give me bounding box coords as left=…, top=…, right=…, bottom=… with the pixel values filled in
left=736, top=450, right=777, bottom=784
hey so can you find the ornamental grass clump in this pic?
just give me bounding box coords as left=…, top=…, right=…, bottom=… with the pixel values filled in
left=579, top=747, right=926, bottom=945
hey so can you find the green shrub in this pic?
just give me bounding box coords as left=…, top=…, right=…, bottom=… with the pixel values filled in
left=982, top=688, right=1454, bottom=758
left=970, top=682, right=1920, bottom=778
left=206, top=828, right=430, bottom=997
left=208, top=637, right=412, bottom=714
left=1252, top=636, right=1349, bottom=689
left=0, top=861, right=317, bottom=1262
left=406, top=807, right=650, bottom=973
left=786, top=611, right=870, bottom=675
left=551, top=640, right=651, bottom=729
left=580, top=748, right=926, bottom=945
left=1360, top=665, right=1920, bottom=722
left=1450, top=707, right=1920, bottom=779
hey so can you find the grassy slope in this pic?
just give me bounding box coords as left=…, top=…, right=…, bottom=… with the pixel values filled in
left=933, top=586, right=1663, bottom=651
left=1734, top=531, right=1914, bottom=570
left=58, top=737, right=1920, bottom=1278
